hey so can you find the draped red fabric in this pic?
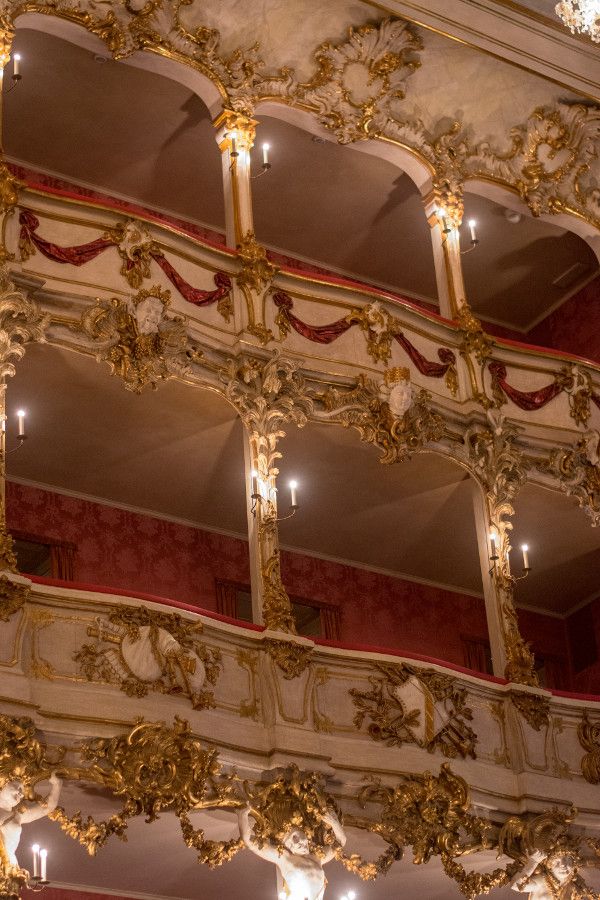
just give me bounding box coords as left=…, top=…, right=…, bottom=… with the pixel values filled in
left=489, top=361, right=563, bottom=410
left=19, top=209, right=114, bottom=265
left=273, top=291, right=353, bottom=343
left=394, top=332, right=456, bottom=378
left=151, top=253, right=232, bottom=306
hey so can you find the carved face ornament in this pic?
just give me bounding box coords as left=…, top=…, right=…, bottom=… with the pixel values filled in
left=135, top=296, right=164, bottom=335
left=283, top=828, right=311, bottom=856
left=0, top=779, right=24, bottom=811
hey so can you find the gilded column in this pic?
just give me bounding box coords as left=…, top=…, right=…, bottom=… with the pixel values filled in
left=0, top=17, right=22, bottom=264
left=0, top=268, right=48, bottom=619
left=214, top=109, right=276, bottom=344
left=224, top=353, right=313, bottom=631
left=467, top=413, right=538, bottom=685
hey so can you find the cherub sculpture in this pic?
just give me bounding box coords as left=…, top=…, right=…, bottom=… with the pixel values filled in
left=0, top=774, right=61, bottom=869
left=237, top=766, right=347, bottom=900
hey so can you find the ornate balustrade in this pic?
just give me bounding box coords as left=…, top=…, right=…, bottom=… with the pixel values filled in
left=2, top=580, right=600, bottom=815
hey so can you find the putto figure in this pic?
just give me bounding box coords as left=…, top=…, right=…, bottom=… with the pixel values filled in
left=510, top=848, right=583, bottom=899
left=0, top=773, right=61, bottom=868
left=237, top=805, right=346, bottom=900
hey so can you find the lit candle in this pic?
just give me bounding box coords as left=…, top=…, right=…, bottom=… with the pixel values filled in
left=437, top=208, right=450, bottom=234
left=40, top=848, right=47, bottom=882
left=13, top=53, right=20, bottom=77
left=251, top=470, right=258, bottom=497
left=1, top=417, right=5, bottom=433
left=489, top=532, right=497, bottom=559
left=32, top=843, right=40, bottom=879
left=289, top=480, right=298, bottom=508
left=230, top=133, right=237, bottom=157
left=262, top=143, right=270, bottom=166
left=17, top=409, right=25, bottom=437
left=468, top=219, right=477, bottom=242
left=347, top=892, right=356, bottom=900
left=522, top=544, right=530, bottom=570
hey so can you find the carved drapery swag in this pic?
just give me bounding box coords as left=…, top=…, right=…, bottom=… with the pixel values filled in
left=467, top=412, right=537, bottom=686
left=73, top=604, right=222, bottom=710
left=350, top=662, right=477, bottom=759
left=19, top=210, right=233, bottom=318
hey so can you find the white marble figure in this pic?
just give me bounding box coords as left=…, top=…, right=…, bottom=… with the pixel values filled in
left=0, top=774, right=61, bottom=868
left=134, top=295, right=164, bottom=335
left=380, top=368, right=413, bottom=419
left=237, top=806, right=346, bottom=900
left=510, top=848, right=578, bottom=898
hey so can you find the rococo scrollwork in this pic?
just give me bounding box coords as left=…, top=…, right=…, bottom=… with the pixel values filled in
left=350, top=661, right=477, bottom=758
left=74, top=604, right=222, bottom=710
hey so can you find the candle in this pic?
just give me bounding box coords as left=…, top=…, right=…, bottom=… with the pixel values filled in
left=262, top=143, right=270, bottom=166
left=1, top=417, right=5, bottom=433
left=437, top=208, right=450, bottom=234
left=17, top=409, right=25, bottom=437
left=522, top=544, right=530, bottom=570
left=32, top=843, right=39, bottom=878
left=489, top=532, right=497, bottom=559
left=230, top=133, right=237, bottom=156
left=13, top=53, right=20, bottom=77
left=40, top=848, right=47, bottom=882
left=289, top=480, right=298, bottom=508
left=468, top=219, right=477, bottom=242
left=251, top=470, right=258, bottom=497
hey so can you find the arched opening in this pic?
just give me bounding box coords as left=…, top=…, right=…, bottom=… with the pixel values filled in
left=7, top=342, right=248, bottom=611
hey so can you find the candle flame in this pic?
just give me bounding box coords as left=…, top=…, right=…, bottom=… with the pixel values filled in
left=468, top=219, right=476, bottom=227
left=32, top=844, right=39, bottom=852
left=17, top=409, right=25, bottom=416
left=289, top=480, right=298, bottom=488
left=521, top=544, right=528, bottom=551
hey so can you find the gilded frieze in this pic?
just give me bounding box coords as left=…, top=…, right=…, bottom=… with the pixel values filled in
left=73, top=605, right=222, bottom=710
left=350, top=662, right=477, bottom=758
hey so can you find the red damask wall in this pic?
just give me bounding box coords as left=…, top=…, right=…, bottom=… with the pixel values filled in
left=6, top=481, right=571, bottom=680
left=527, top=275, right=600, bottom=364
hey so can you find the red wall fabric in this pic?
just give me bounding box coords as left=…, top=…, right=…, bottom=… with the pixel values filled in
left=6, top=481, right=571, bottom=679
left=527, top=275, right=600, bottom=364
left=569, top=597, right=600, bottom=693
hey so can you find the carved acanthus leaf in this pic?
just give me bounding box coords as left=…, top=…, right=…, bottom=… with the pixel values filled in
left=316, top=374, right=445, bottom=463
left=510, top=690, right=550, bottom=731
left=0, top=267, right=48, bottom=380
left=540, top=431, right=600, bottom=526
left=350, top=662, right=477, bottom=758
left=578, top=712, right=600, bottom=785
left=80, top=286, right=192, bottom=393
left=264, top=637, right=313, bottom=679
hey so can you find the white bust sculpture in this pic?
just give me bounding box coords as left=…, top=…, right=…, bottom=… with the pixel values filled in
left=134, top=295, right=164, bottom=335
left=380, top=367, right=413, bottom=419
left=0, top=774, right=61, bottom=869
left=237, top=805, right=346, bottom=900
left=510, top=848, right=578, bottom=898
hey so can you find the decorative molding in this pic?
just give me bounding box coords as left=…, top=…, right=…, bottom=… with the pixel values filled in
left=80, top=285, right=193, bottom=393
left=350, top=661, right=477, bottom=758
left=73, top=604, right=222, bottom=710
left=541, top=430, right=600, bottom=527
left=264, top=637, right=313, bottom=680
left=316, top=372, right=445, bottom=464
left=509, top=690, right=551, bottom=732
left=578, top=711, right=600, bottom=785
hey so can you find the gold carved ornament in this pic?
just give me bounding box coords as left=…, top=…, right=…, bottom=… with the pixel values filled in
left=73, top=604, right=222, bottom=710
left=80, top=285, right=194, bottom=393
left=467, top=412, right=538, bottom=687
left=510, top=690, right=551, bottom=732
left=315, top=373, right=445, bottom=464
left=540, top=431, right=600, bottom=528
left=223, top=353, right=313, bottom=646
left=578, top=712, right=600, bottom=785
left=350, top=661, right=477, bottom=759
left=263, top=636, right=312, bottom=680
left=49, top=716, right=242, bottom=864
left=236, top=231, right=278, bottom=345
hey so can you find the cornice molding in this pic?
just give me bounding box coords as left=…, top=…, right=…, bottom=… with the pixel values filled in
left=367, top=0, right=600, bottom=100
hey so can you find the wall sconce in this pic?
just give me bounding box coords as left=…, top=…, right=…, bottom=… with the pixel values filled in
left=252, top=143, right=272, bottom=179
left=29, top=844, right=49, bottom=891
left=2, top=409, right=28, bottom=453
left=250, top=473, right=299, bottom=520
left=4, top=53, right=23, bottom=94
left=436, top=207, right=452, bottom=234
left=461, top=219, right=480, bottom=255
